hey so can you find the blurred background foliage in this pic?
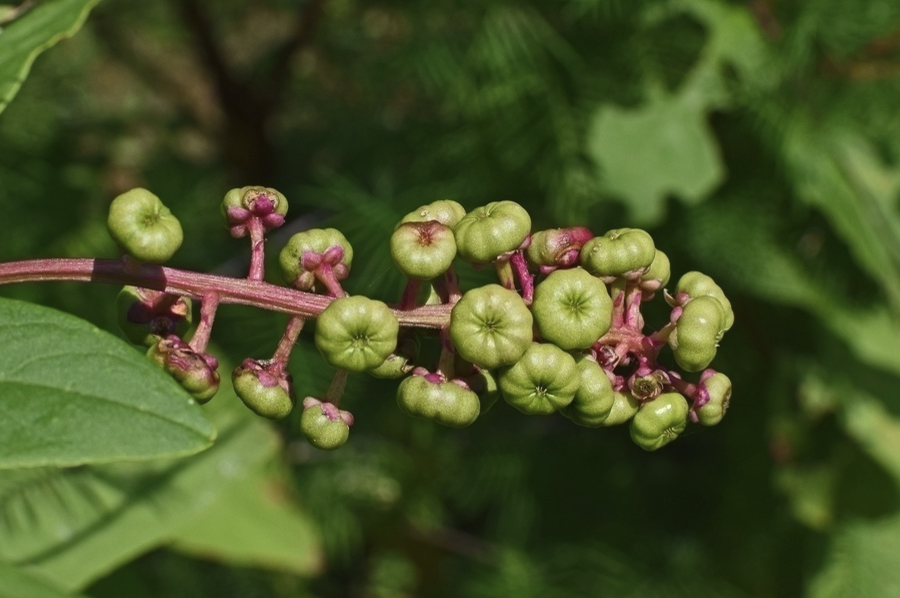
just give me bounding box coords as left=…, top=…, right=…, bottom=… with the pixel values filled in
left=3, top=0, right=900, bottom=596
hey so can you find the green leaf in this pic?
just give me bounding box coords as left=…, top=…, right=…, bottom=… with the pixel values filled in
left=587, top=86, right=725, bottom=224
left=168, top=468, right=323, bottom=576
left=0, top=0, right=102, bottom=116
left=0, top=297, right=215, bottom=468
left=0, top=560, right=91, bottom=598
left=6, top=381, right=288, bottom=591
left=808, top=514, right=900, bottom=598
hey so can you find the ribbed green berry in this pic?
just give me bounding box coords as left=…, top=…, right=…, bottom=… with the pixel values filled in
left=221, top=186, right=288, bottom=218
left=453, top=201, right=531, bottom=263
left=232, top=361, right=295, bottom=420
left=580, top=228, right=655, bottom=278
left=670, top=295, right=726, bottom=372
left=599, top=391, right=640, bottom=426
left=315, top=296, right=399, bottom=372
left=279, top=228, right=353, bottom=289
left=675, top=271, right=734, bottom=331
left=399, top=199, right=467, bottom=228
left=449, top=284, right=534, bottom=370
left=629, top=392, right=689, bottom=451
left=525, top=226, right=594, bottom=269
left=396, top=375, right=481, bottom=428
left=300, top=399, right=351, bottom=450
left=560, top=355, right=615, bottom=426
left=498, top=343, right=580, bottom=415
left=640, top=250, right=671, bottom=293
left=107, top=188, right=183, bottom=263
left=390, top=221, right=457, bottom=280
left=697, top=372, right=732, bottom=426
left=530, top=267, right=612, bottom=350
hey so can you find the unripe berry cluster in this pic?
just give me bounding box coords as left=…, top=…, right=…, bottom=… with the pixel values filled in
left=108, top=187, right=733, bottom=452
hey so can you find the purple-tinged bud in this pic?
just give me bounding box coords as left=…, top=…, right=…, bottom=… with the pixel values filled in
left=232, top=358, right=295, bottom=419
left=300, top=397, right=353, bottom=450
left=221, top=186, right=288, bottom=237
left=526, top=226, right=594, bottom=272
left=147, top=336, right=220, bottom=403
left=117, top=286, right=192, bottom=347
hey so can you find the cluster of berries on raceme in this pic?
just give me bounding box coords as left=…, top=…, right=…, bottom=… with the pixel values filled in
left=3, top=186, right=734, bottom=451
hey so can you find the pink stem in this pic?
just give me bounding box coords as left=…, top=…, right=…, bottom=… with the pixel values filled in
left=188, top=292, right=219, bottom=353
left=314, top=264, right=348, bottom=297
left=247, top=218, right=267, bottom=281
left=270, top=315, right=306, bottom=372
left=0, top=258, right=452, bottom=328
left=325, top=369, right=349, bottom=406
left=400, top=278, right=421, bottom=310
left=509, top=251, right=534, bottom=304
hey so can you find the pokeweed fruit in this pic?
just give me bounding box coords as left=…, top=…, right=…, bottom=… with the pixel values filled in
left=107, top=188, right=183, bottom=264
left=449, top=284, right=534, bottom=370
left=146, top=336, right=220, bottom=403
left=314, top=295, right=399, bottom=372
left=300, top=397, right=353, bottom=450
left=639, top=250, right=671, bottom=296
left=367, top=333, right=419, bottom=379
left=232, top=358, right=295, bottom=420
left=221, top=185, right=288, bottom=237
left=525, top=227, right=594, bottom=271
left=598, top=391, right=641, bottom=426
left=669, top=295, right=727, bottom=372
left=696, top=372, right=732, bottom=426
left=453, top=201, right=531, bottom=264
left=498, top=343, right=580, bottom=415
left=465, top=367, right=501, bottom=414
left=673, top=271, right=734, bottom=331
left=580, top=228, right=656, bottom=279
left=560, top=355, right=616, bottom=427
left=396, top=373, right=481, bottom=428
left=116, top=286, right=192, bottom=347
left=530, top=267, right=613, bottom=350
left=629, top=392, right=690, bottom=451
left=279, top=228, right=354, bottom=291
left=390, top=221, right=457, bottom=280
left=399, top=199, right=467, bottom=228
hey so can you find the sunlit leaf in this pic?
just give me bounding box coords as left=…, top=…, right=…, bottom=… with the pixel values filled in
left=0, top=297, right=215, bottom=468
left=0, top=0, right=101, bottom=115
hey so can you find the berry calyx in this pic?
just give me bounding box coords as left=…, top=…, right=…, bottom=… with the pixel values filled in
left=221, top=186, right=288, bottom=237
left=314, top=295, right=400, bottom=372
left=107, top=188, right=183, bottom=264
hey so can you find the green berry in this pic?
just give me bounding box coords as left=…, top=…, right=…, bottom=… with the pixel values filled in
left=696, top=372, right=732, bottom=426
left=232, top=360, right=295, bottom=420
left=453, top=201, right=531, bottom=263
left=279, top=228, right=353, bottom=290
left=629, top=392, right=689, bottom=451
left=449, top=284, right=534, bottom=370
left=530, top=267, right=612, bottom=350
left=221, top=186, right=288, bottom=218
left=670, top=295, right=726, bottom=372
left=560, top=355, right=616, bottom=426
left=314, top=296, right=399, bottom=373
left=599, top=391, right=641, bottom=426
left=498, top=343, right=580, bottom=415
left=396, top=374, right=481, bottom=428
left=146, top=337, right=219, bottom=403
left=390, top=221, right=457, bottom=280
left=399, top=199, right=467, bottom=228
left=580, top=228, right=655, bottom=279
left=675, top=271, right=734, bottom=331
left=466, top=367, right=501, bottom=414
left=300, top=398, right=352, bottom=450
left=525, top=227, right=593, bottom=269
left=367, top=333, right=419, bottom=379
left=107, top=188, right=183, bottom=264
left=640, top=250, right=671, bottom=294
